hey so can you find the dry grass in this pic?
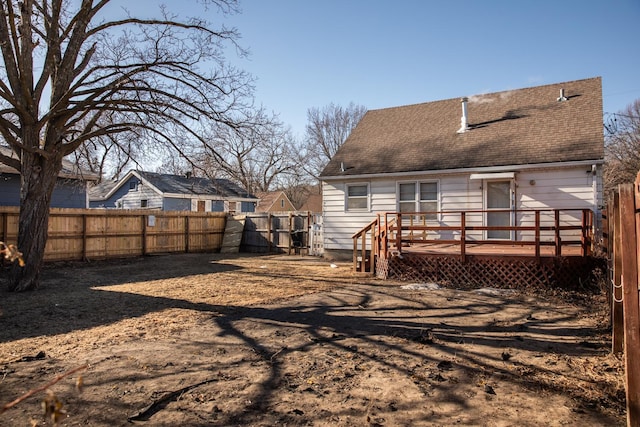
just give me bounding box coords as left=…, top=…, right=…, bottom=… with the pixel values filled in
left=0, top=253, right=626, bottom=426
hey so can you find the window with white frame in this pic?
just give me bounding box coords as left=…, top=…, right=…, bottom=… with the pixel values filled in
left=398, top=181, right=439, bottom=219
left=346, top=183, right=369, bottom=211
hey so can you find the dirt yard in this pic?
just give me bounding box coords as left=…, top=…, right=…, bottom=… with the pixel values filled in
left=0, top=253, right=626, bottom=426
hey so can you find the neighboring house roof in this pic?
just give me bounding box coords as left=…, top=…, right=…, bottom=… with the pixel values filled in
left=254, top=191, right=296, bottom=212
left=0, top=145, right=100, bottom=181
left=320, top=77, right=604, bottom=178
left=299, top=193, right=322, bottom=212
left=89, top=170, right=257, bottom=201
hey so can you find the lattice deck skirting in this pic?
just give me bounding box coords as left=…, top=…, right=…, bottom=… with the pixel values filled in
left=377, top=253, right=605, bottom=290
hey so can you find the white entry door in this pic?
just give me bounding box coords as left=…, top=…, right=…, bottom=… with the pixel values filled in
left=485, top=180, right=513, bottom=240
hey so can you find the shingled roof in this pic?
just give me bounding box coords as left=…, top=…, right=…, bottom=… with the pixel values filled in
left=89, top=170, right=257, bottom=201
left=320, top=77, right=604, bottom=178
left=136, top=171, right=255, bottom=199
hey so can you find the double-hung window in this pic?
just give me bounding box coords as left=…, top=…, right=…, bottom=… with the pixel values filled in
left=398, top=181, right=439, bottom=219
left=346, top=183, right=369, bottom=211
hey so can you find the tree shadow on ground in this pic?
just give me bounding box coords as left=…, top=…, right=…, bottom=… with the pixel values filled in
left=0, top=254, right=622, bottom=426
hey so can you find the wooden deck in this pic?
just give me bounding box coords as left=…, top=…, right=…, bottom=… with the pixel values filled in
left=400, top=242, right=584, bottom=257
left=352, top=209, right=600, bottom=288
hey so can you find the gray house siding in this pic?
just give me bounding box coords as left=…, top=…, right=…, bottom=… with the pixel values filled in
left=0, top=173, right=88, bottom=208
left=120, top=184, right=162, bottom=209
left=89, top=177, right=140, bottom=208
left=164, top=197, right=191, bottom=211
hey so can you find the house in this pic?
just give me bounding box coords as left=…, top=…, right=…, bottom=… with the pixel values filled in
left=319, top=77, right=604, bottom=260
left=89, top=170, right=258, bottom=213
left=299, top=193, right=322, bottom=213
left=255, top=191, right=296, bottom=213
left=0, top=146, right=99, bottom=208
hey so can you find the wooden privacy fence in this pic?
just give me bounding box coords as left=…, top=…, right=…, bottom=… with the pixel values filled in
left=241, top=212, right=314, bottom=254
left=0, top=207, right=227, bottom=262
left=602, top=173, right=640, bottom=427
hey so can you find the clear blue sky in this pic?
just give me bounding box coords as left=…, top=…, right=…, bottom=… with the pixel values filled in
left=217, top=0, right=640, bottom=138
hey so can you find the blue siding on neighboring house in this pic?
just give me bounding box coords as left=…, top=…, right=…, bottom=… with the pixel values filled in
left=0, top=173, right=87, bottom=208
left=51, top=179, right=87, bottom=208
left=0, top=174, right=20, bottom=206
left=164, top=197, right=191, bottom=211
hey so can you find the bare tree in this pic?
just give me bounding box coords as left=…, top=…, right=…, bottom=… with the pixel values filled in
left=604, top=99, right=640, bottom=196
left=72, top=131, right=141, bottom=182
left=200, top=118, right=303, bottom=194
left=303, top=102, right=367, bottom=179
left=0, top=0, right=255, bottom=291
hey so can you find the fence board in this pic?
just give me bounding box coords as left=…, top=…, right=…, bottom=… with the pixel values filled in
left=624, top=181, right=640, bottom=427
left=611, top=192, right=624, bottom=353
left=0, top=207, right=226, bottom=261
left=241, top=212, right=312, bottom=254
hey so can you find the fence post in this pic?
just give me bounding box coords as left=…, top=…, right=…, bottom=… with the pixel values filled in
left=82, top=214, right=87, bottom=261
left=620, top=182, right=640, bottom=427
left=141, top=215, right=147, bottom=256
left=267, top=213, right=272, bottom=253
left=612, top=191, right=624, bottom=353
left=288, top=212, right=292, bottom=255
left=184, top=216, right=190, bottom=253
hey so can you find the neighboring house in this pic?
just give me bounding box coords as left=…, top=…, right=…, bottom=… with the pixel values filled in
left=254, top=191, right=296, bottom=213
left=89, top=170, right=258, bottom=213
left=319, top=77, right=604, bottom=258
left=299, top=193, right=322, bottom=213
left=0, top=146, right=99, bottom=208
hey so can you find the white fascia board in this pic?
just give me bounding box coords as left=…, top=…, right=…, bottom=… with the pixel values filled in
left=320, top=159, right=604, bottom=181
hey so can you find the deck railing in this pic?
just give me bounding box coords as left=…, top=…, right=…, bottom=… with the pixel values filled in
left=352, top=208, right=595, bottom=273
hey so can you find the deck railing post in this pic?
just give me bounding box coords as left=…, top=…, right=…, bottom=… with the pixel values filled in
left=369, top=218, right=375, bottom=273
left=384, top=212, right=389, bottom=257
left=460, top=211, right=466, bottom=261
left=581, top=209, right=589, bottom=256
left=396, top=213, right=402, bottom=253
left=361, top=232, right=366, bottom=272
left=534, top=210, right=541, bottom=259
left=353, top=235, right=358, bottom=271
left=554, top=209, right=561, bottom=256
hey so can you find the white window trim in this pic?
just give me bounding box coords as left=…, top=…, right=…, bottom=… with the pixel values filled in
left=396, top=180, right=440, bottom=220
left=345, top=182, right=370, bottom=212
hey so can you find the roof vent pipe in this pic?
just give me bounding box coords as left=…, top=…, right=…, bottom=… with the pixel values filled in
left=457, top=97, right=469, bottom=133
left=557, top=88, right=568, bottom=102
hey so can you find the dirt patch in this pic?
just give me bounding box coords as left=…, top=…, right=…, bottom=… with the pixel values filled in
left=0, top=253, right=626, bottom=426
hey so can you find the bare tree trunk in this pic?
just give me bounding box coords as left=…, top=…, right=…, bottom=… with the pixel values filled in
left=8, top=151, right=61, bottom=292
